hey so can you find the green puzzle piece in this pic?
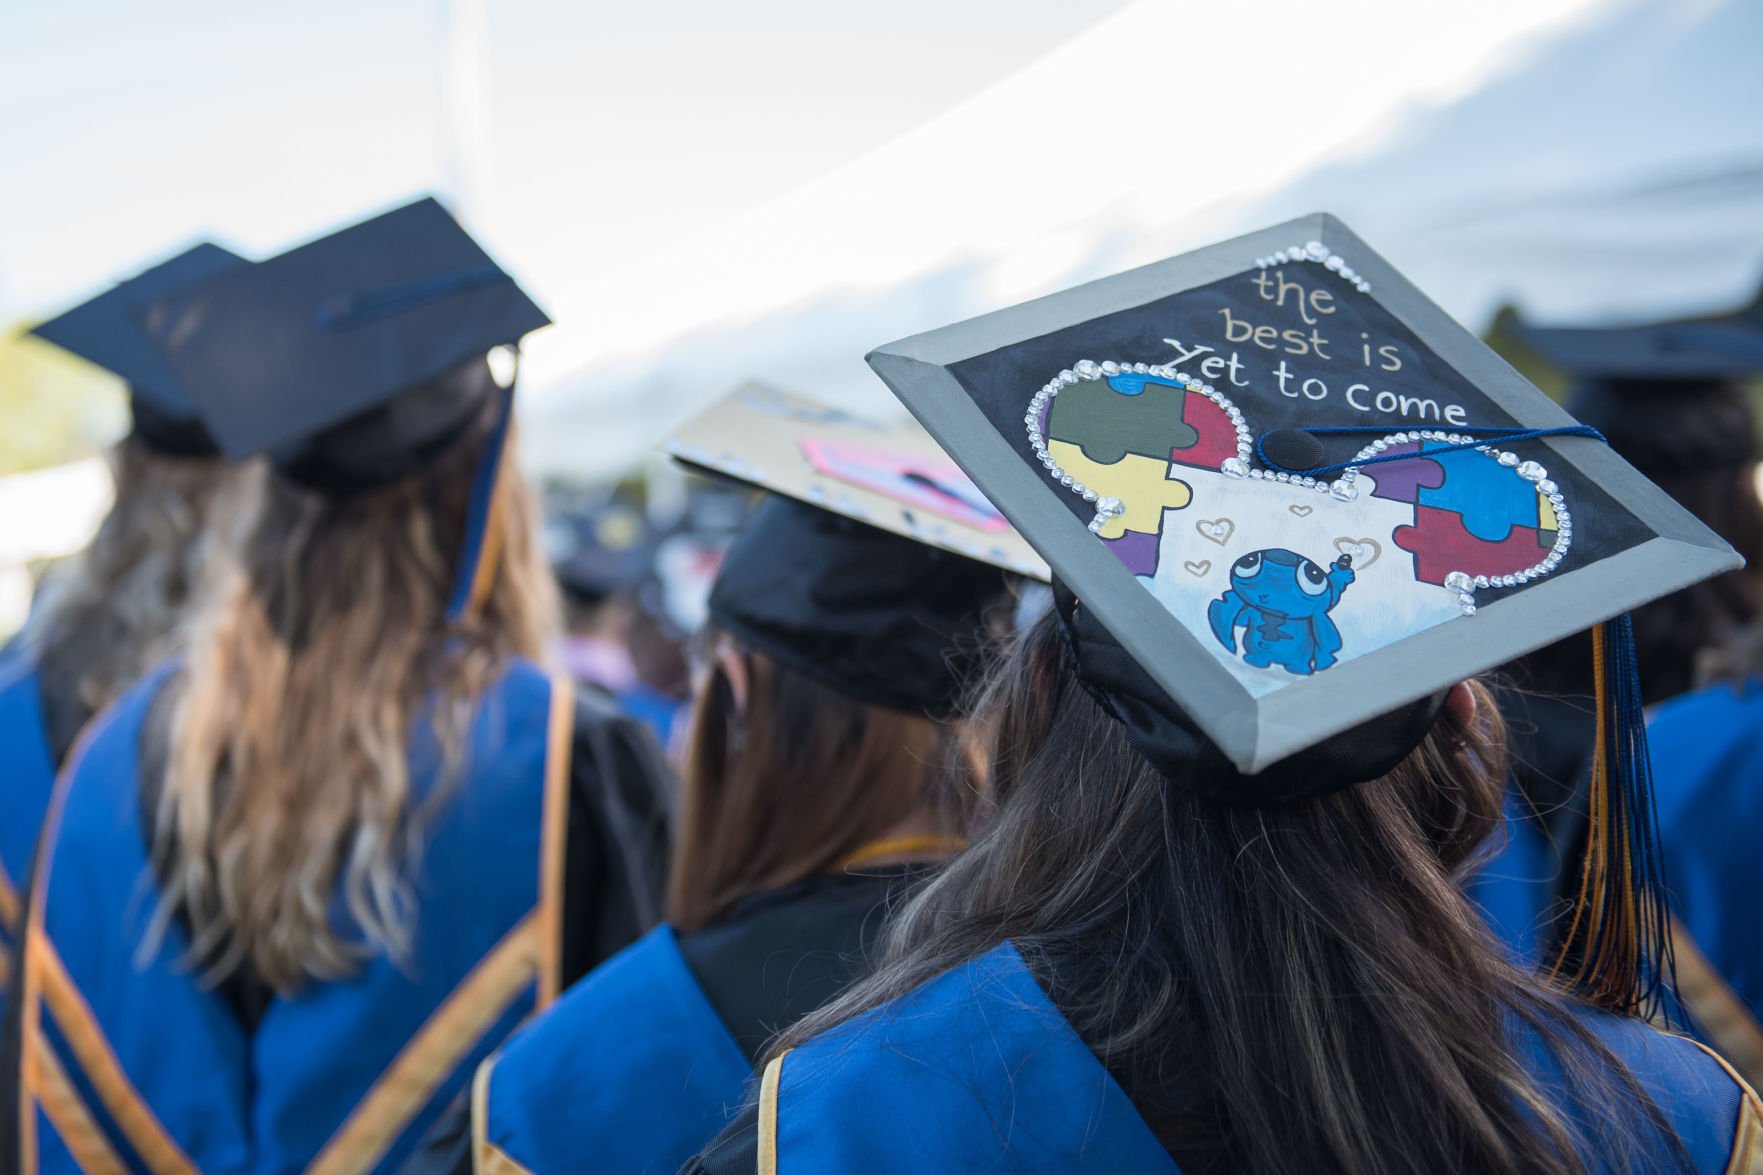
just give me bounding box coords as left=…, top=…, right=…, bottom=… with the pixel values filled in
left=1045, top=377, right=1198, bottom=466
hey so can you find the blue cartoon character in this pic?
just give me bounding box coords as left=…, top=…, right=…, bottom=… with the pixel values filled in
left=1207, top=549, right=1355, bottom=675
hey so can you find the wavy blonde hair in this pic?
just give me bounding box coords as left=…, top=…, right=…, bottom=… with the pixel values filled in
left=150, top=402, right=559, bottom=992
left=24, top=436, right=256, bottom=743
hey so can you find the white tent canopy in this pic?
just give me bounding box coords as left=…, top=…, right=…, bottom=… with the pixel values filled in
left=520, top=0, right=1763, bottom=479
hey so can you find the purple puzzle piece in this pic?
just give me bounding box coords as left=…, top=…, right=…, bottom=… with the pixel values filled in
left=1103, top=529, right=1161, bottom=577
left=1369, top=442, right=1446, bottom=504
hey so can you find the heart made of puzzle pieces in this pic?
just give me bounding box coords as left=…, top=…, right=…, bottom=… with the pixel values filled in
left=1025, top=361, right=1574, bottom=614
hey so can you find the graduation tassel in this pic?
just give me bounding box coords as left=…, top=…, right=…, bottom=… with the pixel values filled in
left=1549, top=614, right=1677, bottom=1024
left=445, top=382, right=516, bottom=625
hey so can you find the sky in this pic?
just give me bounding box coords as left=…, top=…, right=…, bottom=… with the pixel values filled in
left=509, top=0, right=1763, bottom=472
left=0, top=0, right=1757, bottom=619
left=0, top=0, right=1127, bottom=324
left=3, top=0, right=1758, bottom=485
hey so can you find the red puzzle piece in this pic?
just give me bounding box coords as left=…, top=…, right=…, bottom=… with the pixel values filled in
left=1394, top=505, right=1543, bottom=586
left=1169, top=392, right=1238, bottom=472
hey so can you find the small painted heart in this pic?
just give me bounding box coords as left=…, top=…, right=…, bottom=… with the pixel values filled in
left=1288, top=504, right=1314, bottom=518
left=1195, top=518, right=1235, bottom=546
left=1333, top=537, right=1381, bottom=569
left=1183, top=559, right=1213, bottom=577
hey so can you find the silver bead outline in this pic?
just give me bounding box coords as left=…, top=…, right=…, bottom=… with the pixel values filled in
left=1252, top=239, right=1372, bottom=294
left=1345, top=432, right=1572, bottom=615
left=1026, top=361, right=1261, bottom=533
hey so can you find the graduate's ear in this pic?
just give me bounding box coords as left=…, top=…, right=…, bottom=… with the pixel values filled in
left=1443, top=681, right=1477, bottom=730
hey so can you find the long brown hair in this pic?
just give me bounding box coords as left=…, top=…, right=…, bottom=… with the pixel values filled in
left=665, top=636, right=974, bottom=933
left=148, top=404, right=558, bottom=992
left=782, top=613, right=1682, bottom=1174
left=24, top=437, right=255, bottom=754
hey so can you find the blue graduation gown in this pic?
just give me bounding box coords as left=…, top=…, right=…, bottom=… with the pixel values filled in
left=476, top=926, right=753, bottom=1175
left=1466, top=784, right=1565, bottom=966
left=11, top=657, right=574, bottom=1175
left=753, top=942, right=1760, bottom=1173
left=1649, top=679, right=1763, bottom=1079
left=0, top=654, right=60, bottom=998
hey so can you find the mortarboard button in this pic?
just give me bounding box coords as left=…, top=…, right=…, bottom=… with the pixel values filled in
left=1259, top=428, right=1326, bottom=473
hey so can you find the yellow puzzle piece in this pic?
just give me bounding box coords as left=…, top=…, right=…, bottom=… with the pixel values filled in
left=1047, top=440, right=1193, bottom=540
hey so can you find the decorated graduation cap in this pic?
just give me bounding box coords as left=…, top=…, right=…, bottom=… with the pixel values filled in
left=865, top=213, right=1744, bottom=1018
left=145, top=196, right=551, bottom=622
left=1512, top=311, right=1763, bottom=477
left=29, top=243, right=248, bottom=457
left=665, top=382, right=1045, bottom=717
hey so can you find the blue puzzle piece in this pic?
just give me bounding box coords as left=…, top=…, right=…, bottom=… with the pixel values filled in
left=1416, top=443, right=1541, bottom=542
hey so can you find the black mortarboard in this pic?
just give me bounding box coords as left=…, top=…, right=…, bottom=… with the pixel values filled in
left=865, top=213, right=1746, bottom=1016
left=143, top=197, right=550, bottom=486
left=29, top=243, right=247, bottom=457
left=1511, top=313, right=1763, bottom=477
left=1511, top=312, right=1763, bottom=381
left=708, top=498, right=1013, bottom=717
left=665, top=383, right=1040, bottom=717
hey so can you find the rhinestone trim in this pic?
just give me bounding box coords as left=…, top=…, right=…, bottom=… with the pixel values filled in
left=1251, top=239, right=1372, bottom=294
left=1344, top=432, right=1572, bottom=614
left=1025, top=362, right=1260, bottom=533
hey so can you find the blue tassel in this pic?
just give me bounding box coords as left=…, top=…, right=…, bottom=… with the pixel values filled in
left=444, top=384, right=515, bottom=623
left=1551, top=615, right=1678, bottom=1023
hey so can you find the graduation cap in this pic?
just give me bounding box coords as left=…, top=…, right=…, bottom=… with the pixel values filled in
left=663, top=382, right=1044, bottom=717
left=544, top=492, right=662, bottom=604
left=864, top=213, right=1744, bottom=1017
left=667, top=381, right=1047, bottom=578
left=142, top=196, right=550, bottom=486
left=29, top=243, right=248, bottom=457
left=1511, top=311, right=1763, bottom=381
left=145, top=198, right=550, bottom=625
left=1511, top=312, right=1763, bottom=476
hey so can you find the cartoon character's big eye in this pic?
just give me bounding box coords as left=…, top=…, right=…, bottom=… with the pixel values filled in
left=1296, top=559, right=1329, bottom=596
left=1234, top=552, right=1263, bottom=579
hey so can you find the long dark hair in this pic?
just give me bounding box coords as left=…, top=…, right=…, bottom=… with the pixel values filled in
left=666, top=634, right=974, bottom=933
left=780, top=613, right=1678, bottom=1174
